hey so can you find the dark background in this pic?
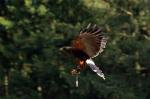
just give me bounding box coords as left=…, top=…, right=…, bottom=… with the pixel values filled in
left=0, top=0, right=150, bottom=99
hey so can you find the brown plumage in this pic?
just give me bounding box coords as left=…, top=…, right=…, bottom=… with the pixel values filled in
left=72, top=24, right=107, bottom=58
left=60, top=24, right=108, bottom=80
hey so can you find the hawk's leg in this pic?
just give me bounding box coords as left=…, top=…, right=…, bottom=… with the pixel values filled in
left=71, top=59, right=87, bottom=75
left=79, top=60, right=86, bottom=69
left=71, top=68, right=80, bottom=75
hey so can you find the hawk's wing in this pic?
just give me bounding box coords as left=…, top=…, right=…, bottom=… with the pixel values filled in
left=72, top=24, right=108, bottom=58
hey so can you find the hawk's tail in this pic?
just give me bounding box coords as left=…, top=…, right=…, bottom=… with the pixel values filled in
left=86, top=59, right=105, bottom=80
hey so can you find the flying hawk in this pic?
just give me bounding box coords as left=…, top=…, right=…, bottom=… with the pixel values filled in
left=60, top=24, right=108, bottom=81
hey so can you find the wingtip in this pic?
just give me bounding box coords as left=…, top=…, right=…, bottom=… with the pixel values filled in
left=86, top=23, right=91, bottom=29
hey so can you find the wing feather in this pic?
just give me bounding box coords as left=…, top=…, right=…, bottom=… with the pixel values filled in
left=73, top=24, right=108, bottom=58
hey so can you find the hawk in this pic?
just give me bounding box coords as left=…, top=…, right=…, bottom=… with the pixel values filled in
left=60, top=24, right=108, bottom=81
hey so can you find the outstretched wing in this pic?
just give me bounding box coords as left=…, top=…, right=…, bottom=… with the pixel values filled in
left=72, top=24, right=108, bottom=58
left=86, top=59, right=105, bottom=80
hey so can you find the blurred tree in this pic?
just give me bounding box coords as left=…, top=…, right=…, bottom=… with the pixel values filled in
left=0, top=0, right=149, bottom=99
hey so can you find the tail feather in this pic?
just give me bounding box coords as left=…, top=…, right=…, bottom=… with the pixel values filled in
left=86, top=59, right=105, bottom=80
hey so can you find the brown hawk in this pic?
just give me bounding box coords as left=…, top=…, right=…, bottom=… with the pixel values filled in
left=60, top=24, right=108, bottom=81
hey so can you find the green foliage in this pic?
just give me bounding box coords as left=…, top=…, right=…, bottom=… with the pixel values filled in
left=0, top=0, right=149, bottom=99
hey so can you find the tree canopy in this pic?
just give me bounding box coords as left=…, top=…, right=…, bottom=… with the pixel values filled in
left=0, top=0, right=150, bottom=99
